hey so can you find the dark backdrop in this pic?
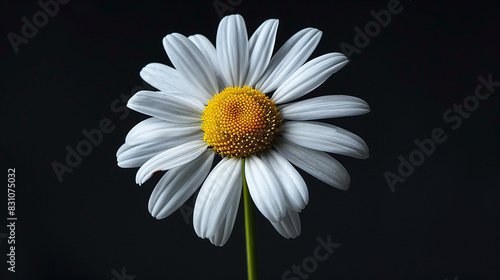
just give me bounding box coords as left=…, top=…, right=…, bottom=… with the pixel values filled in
left=2, top=0, right=499, bottom=279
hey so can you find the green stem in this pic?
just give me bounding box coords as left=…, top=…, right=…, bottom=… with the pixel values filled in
left=242, top=158, right=258, bottom=280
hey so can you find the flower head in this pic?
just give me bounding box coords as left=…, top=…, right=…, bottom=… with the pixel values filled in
left=201, top=85, right=282, bottom=157
left=117, top=14, right=369, bottom=246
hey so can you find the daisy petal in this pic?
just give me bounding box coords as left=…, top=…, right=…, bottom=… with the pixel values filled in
left=245, top=156, right=286, bottom=223
left=261, top=150, right=308, bottom=212
left=116, top=142, right=130, bottom=159
left=131, top=132, right=202, bottom=153
left=163, top=33, right=218, bottom=100
left=127, top=90, right=204, bottom=123
left=125, top=117, right=202, bottom=145
left=255, top=28, right=322, bottom=93
left=124, top=117, right=163, bottom=143
left=271, top=209, right=301, bottom=239
left=127, top=129, right=202, bottom=147
left=140, top=63, right=199, bottom=98
left=208, top=194, right=241, bottom=246
left=272, top=53, right=348, bottom=104
left=117, top=140, right=174, bottom=168
left=194, top=157, right=242, bottom=238
left=275, top=139, right=351, bottom=190
left=148, top=149, right=214, bottom=220
left=188, top=34, right=229, bottom=90
left=187, top=34, right=217, bottom=70
left=135, top=140, right=208, bottom=185
left=216, top=14, right=249, bottom=87
left=280, top=95, right=370, bottom=120
left=245, top=19, right=279, bottom=87
left=281, top=121, right=369, bottom=159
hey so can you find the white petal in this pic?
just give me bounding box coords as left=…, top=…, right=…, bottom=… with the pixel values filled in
left=260, top=150, right=308, bottom=212
left=163, top=33, right=218, bottom=100
left=275, top=139, right=350, bottom=190
left=208, top=193, right=241, bottom=246
left=127, top=130, right=203, bottom=148
left=148, top=149, right=214, bottom=219
left=131, top=133, right=202, bottom=153
left=280, top=95, right=370, bottom=120
left=135, top=140, right=208, bottom=185
left=187, top=34, right=217, bottom=69
left=127, top=90, right=204, bottom=123
left=116, top=142, right=130, bottom=159
left=216, top=14, right=249, bottom=87
left=272, top=53, right=348, bottom=104
left=124, top=117, right=164, bottom=143
left=125, top=117, right=202, bottom=145
left=117, top=139, right=174, bottom=168
left=245, top=19, right=279, bottom=87
left=194, top=157, right=242, bottom=238
left=281, top=121, right=369, bottom=159
left=255, top=28, right=322, bottom=93
left=245, top=156, right=286, bottom=223
left=188, top=34, right=229, bottom=90
left=271, top=209, right=301, bottom=239
left=140, top=63, right=200, bottom=100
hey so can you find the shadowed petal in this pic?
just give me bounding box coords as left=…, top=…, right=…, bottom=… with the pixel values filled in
left=140, top=63, right=201, bottom=100
left=245, top=156, right=286, bottom=223
left=275, top=138, right=350, bottom=190
left=281, top=121, right=369, bottom=159
left=163, top=33, right=218, bottom=100
left=135, top=140, right=208, bottom=185
left=208, top=193, right=241, bottom=246
left=193, top=157, right=242, bottom=239
left=255, top=28, right=322, bottom=93
left=272, top=53, right=348, bottom=104
left=148, top=149, right=214, bottom=219
left=280, top=95, right=370, bottom=120
left=260, top=150, right=308, bottom=212
left=271, top=209, right=301, bottom=239
left=189, top=34, right=229, bottom=90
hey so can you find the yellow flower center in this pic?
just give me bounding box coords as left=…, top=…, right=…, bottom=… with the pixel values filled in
left=201, top=86, right=282, bottom=157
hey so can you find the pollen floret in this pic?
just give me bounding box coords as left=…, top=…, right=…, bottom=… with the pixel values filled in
left=201, top=86, right=282, bottom=157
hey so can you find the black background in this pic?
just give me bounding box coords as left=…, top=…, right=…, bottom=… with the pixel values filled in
left=1, top=0, right=499, bottom=279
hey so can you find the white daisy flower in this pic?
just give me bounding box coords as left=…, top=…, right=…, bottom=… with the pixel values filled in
left=117, top=14, right=369, bottom=246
